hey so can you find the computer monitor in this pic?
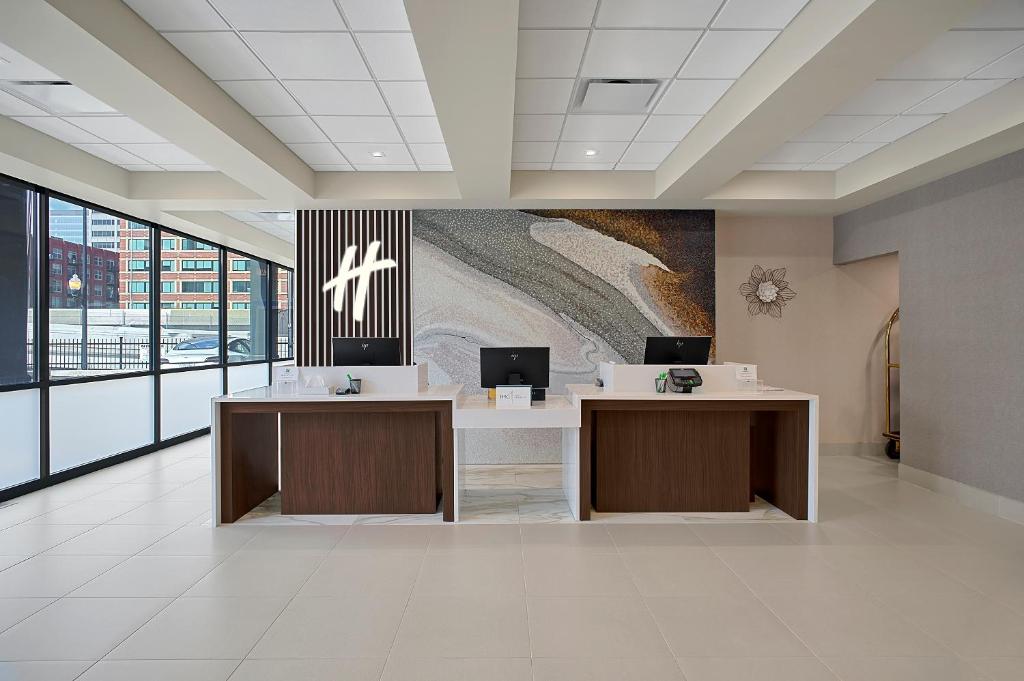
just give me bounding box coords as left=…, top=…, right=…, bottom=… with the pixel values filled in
left=643, top=336, right=712, bottom=365
left=332, top=337, right=402, bottom=366
left=480, top=346, right=550, bottom=401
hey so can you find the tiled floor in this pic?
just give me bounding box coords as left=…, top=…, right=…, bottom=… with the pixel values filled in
left=1, top=437, right=1024, bottom=680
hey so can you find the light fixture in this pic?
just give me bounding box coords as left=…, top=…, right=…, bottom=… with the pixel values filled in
left=584, top=149, right=599, bottom=157
left=370, top=151, right=386, bottom=158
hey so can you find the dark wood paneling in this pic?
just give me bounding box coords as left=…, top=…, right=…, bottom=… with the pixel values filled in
left=750, top=404, right=809, bottom=519
left=218, top=405, right=279, bottom=524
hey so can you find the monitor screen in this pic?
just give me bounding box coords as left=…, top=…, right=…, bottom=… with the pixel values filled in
left=643, top=336, right=712, bottom=365
left=480, top=347, right=550, bottom=388
left=331, top=337, right=402, bottom=366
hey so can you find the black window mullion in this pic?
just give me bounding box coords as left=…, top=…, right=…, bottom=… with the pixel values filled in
left=150, top=225, right=160, bottom=445
left=220, top=248, right=228, bottom=394
left=38, top=190, right=50, bottom=482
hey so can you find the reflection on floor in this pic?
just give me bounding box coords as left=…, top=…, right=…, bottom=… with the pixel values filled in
left=237, top=464, right=793, bottom=525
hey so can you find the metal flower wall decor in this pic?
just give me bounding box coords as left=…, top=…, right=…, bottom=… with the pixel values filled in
left=740, top=265, right=796, bottom=318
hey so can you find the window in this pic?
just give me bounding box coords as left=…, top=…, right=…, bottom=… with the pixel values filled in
left=51, top=263, right=61, bottom=275
left=273, top=266, right=293, bottom=359
left=92, top=241, right=115, bottom=249
left=161, top=238, right=175, bottom=250
left=129, top=302, right=148, bottom=309
left=128, top=260, right=149, bottom=271
left=180, top=238, right=215, bottom=251
left=49, top=280, right=61, bottom=293
left=129, top=281, right=149, bottom=294
left=227, top=253, right=267, bottom=363
left=91, top=230, right=115, bottom=237
left=181, top=302, right=215, bottom=310
left=231, top=280, right=250, bottom=293
left=93, top=271, right=103, bottom=281
left=128, top=238, right=149, bottom=251
left=231, top=302, right=250, bottom=310
left=161, top=259, right=174, bottom=271
left=231, top=260, right=250, bottom=271
left=181, top=259, right=217, bottom=271
left=0, top=177, right=38, bottom=390
left=160, top=230, right=220, bottom=369
left=181, top=281, right=218, bottom=293
left=161, top=281, right=175, bottom=293
left=51, top=247, right=62, bottom=259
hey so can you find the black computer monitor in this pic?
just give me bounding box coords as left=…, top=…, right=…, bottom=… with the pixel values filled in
left=643, top=336, right=712, bottom=365
left=480, top=347, right=550, bottom=401
left=332, top=337, right=402, bottom=366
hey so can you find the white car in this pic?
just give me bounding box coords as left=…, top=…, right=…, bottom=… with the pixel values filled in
left=161, top=337, right=253, bottom=365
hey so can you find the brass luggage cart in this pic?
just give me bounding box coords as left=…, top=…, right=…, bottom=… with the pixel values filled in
left=883, top=308, right=900, bottom=459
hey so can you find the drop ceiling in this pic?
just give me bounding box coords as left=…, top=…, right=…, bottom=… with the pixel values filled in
left=223, top=210, right=296, bottom=242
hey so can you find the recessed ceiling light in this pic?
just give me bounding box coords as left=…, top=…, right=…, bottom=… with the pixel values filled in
left=370, top=151, right=386, bottom=158
left=584, top=149, right=599, bottom=157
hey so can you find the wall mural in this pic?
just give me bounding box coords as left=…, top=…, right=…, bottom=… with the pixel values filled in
left=412, top=209, right=715, bottom=462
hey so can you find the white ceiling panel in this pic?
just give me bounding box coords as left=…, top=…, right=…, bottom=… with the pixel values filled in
left=310, top=164, right=354, bottom=171
left=420, top=165, right=453, bottom=172
left=519, top=0, right=598, bottom=28
left=906, top=78, right=1010, bottom=115
left=971, top=45, right=1024, bottom=79
left=337, top=0, right=411, bottom=31
left=256, top=116, right=329, bottom=143
left=817, top=142, right=886, bottom=164
left=678, top=30, right=777, bottom=79
left=212, top=0, right=347, bottom=30
left=751, top=163, right=804, bottom=171
left=62, top=116, right=167, bottom=143
left=561, top=114, right=645, bottom=141
left=73, top=144, right=149, bottom=165
left=120, top=164, right=164, bottom=171
left=596, top=0, right=721, bottom=29
left=286, top=81, right=388, bottom=115
left=0, top=91, right=48, bottom=116
left=217, top=80, right=305, bottom=115
left=959, top=0, right=1024, bottom=29
left=635, top=115, right=701, bottom=142
left=163, top=32, right=270, bottom=80
left=552, top=162, right=616, bottom=170
left=124, top=0, right=226, bottom=31
left=3, top=83, right=114, bottom=115
left=619, top=141, right=677, bottom=164
left=12, top=117, right=104, bottom=144
left=517, top=30, right=589, bottom=78
left=582, top=30, right=701, bottom=78
left=357, top=33, right=426, bottom=81
left=831, top=80, right=954, bottom=115
left=791, top=115, right=891, bottom=142
left=286, top=142, right=347, bottom=165
left=760, top=142, right=842, bottom=164
left=616, top=163, right=659, bottom=170
left=886, top=31, right=1024, bottom=80
left=512, top=162, right=553, bottom=170
left=513, top=115, right=565, bottom=141
left=512, top=141, right=557, bottom=163
left=855, top=115, right=940, bottom=143
left=379, top=82, right=435, bottom=116
left=514, top=79, right=576, bottom=114
left=119, top=143, right=204, bottom=165
left=802, top=162, right=844, bottom=170
left=338, top=143, right=414, bottom=164
left=655, top=79, right=733, bottom=115
left=243, top=32, right=368, bottom=80
left=353, top=164, right=418, bottom=171
left=409, top=143, right=450, bottom=165
left=555, top=140, right=629, bottom=162
left=713, top=0, right=809, bottom=29
left=162, top=164, right=217, bottom=171
left=313, top=116, right=402, bottom=143
left=396, top=117, right=444, bottom=144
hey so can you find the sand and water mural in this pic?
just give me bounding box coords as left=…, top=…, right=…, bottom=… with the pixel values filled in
left=412, top=209, right=715, bottom=463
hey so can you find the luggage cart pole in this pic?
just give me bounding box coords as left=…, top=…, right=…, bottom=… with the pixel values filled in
left=883, top=308, right=900, bottom=459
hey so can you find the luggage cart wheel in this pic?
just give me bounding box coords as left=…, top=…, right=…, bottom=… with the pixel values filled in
left=885, top=439, right=899, bottom=460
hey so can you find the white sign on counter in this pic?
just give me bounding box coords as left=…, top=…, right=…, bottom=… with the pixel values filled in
left=495, top=385, right=532, bottom=409
left=734, top=364, right=757, bottom=391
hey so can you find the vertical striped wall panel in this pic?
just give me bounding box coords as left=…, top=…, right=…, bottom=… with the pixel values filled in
left=295, top=210, right=412, bottom=366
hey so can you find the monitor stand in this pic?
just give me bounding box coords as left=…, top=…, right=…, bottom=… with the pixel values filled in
left=506, top=373, right=546, bottom=402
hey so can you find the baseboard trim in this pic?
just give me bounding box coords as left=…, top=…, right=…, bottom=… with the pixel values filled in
left=898, top=463, right=1024, bottom=526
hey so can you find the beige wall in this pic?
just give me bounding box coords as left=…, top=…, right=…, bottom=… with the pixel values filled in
left=716, top=214, right=899, bottom=444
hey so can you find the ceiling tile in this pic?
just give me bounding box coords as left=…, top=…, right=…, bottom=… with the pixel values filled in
left=119, top=164, right=164, bottom=172
left=409, top=143, right=450, bottom=165
left=906, top=79, right=1010, bottom=115
left=337, top=0, right=410, bottom=31
left=161, top=164, right=217, bottom=171
left=760, top=142, right=842, bottom=164
left=0, top=42, right=60, bottom=81
left=353, top=164, right=418, bottom=171
left=552, top=162, right=616, bottom=170
left=831, top=80, right=954, bottom=115
left=512, top=141, right=557, bottom=163
left=513, top=114, right=564, bottom=141
left=582, top=30, right=701, bottom=78
left=287, top=142, right=347, bottom=165
left=855, top=115, right=940, bottom=143
left=119, top=143, right=205, bottom=165
left=520, top=0, right=598, bottom=28
left=357, top=33, right=426, bottom=80
left=62, top=116, right=167, bottom=143
left=379, top=82, right=435, bottom=116
left=619, top=141, right=677, bottom=164
left=817, top=142, right=885, bottom=164
left=887, top=31, right=1024, bottom=79
left=655, top=79, right=733, bottom=114
left=512, top=162, right=552, bottom=170
left=12, top=117, right=104, bottom=144
left=338, top=142, right=414, bottom=164
left=561, top=114, right=645, bottom=141
left=313, top=116, right=402, bottom=143
left=3, top=83, right=114, bottom=115
left=801, top=162, right=844, bottom=171
left=257, top=116, right=328, bottom=143
left=555, top=140, right=629, bottom=162
left=615, top=163, right=659, bottom=170
left=225, top=210, right=262, bottom=221
left=125, top=0, right=227, bottom=30
left=419, top=165, right=453, bottom=172
left=750, top=163, right=803, bottom=171
left=517, top=30, right=589, bottom=78
left=212, top=0, right=346, bottom=30
left=636, top=115, right=701, bottom=141
left=163, top=32, right=270, bottom=80
left=397, top=117, right=444, bottom=143
left=678, top=30, right=777, bottom=79
left=514, top=79, right=576, bottom=114
left=309, top=164, right=354, bottom=171
left=73, top=144, right=149, bottom=165
left=286, top=81, right=388, bottom=115
left=597, top=0, right=721, bottom=29
left=971, top=45, right=1024, bottom=79
left=218, top=80, right=304, bottom=115
left=243, top=32, right=368, bottom=80
left=712, top=0, right=808, bottom=29
left=959, top=0, right=1024, bottom=29
left=0, top=90, right=49, bottom=116
left=792, top=115, right=891, bottom=142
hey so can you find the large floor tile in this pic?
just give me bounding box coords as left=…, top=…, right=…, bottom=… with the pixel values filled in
left=714, top=546, right=866, bottom=597
left=0, top=598, right=54, bottom=632
left=0, top=597, right=169, bottom=661
left=0, top=661, right=91, bottom=680
left=532, top=658, right=685, bottom=681
left=622, top=552, right=749, bottom=597
left=0, top=555, right=124, bottom=597
left=691, top=523, right=797, bottom=547
left=811, top=545, right=969, bottom=597
left=183, top=553, right=321, bottom=598
left=605, top=524, right=702, bottom=550
left=107, top=501, right=210, bottom=526
left=965, top=657, right=1024, bottom=681
left=0, top=524, right=95, bottom=556
left=300, top=552, right=423, bottom=597
left=86, top=483, right=183, bottom=503
left=414, top=551, right=523, bottom=597
left=44, top=524, right=176, bottom=556
left=140, top=525, right=259, bottom=556
left=525, top=550, right=636, bottom=597
left=240, top=526, right=347, bottom=554
left=428, top=525, right=522, bottom=553
left=380, top=657, right=531, bottom=681
left=110, top=597, right=288, bottom=660
left=822, top=656, right=988, bottom=681
left=520, top=524, right=615, bottom=552
left=25, top=500, right=142, bottom=525
left=646, top=595, right=810, bottom=658
left=71, top=555, right=222, bottom=597
left=250, top=593, right=407, bottom=659
left=528, top=597, right=671, bottom=659
left=392, top=594, right=530, bottom=658
left=677, top=657, right=837, bottom=681
left=229, top=659, right=384, bottom=681
left=77, top=659, right=239, bottom=681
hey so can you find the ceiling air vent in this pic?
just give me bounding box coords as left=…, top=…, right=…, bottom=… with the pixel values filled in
left=0, top=80, right=115, bottom=114
left=573, top=79, right=664, bottom=114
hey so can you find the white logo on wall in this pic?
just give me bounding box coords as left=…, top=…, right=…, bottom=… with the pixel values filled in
left=322, top=240, right=398, bottom=322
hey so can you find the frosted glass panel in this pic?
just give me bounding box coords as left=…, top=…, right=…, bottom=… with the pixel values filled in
left=50, top=376, right=154, bottom=472
left=0, top=389, right=40, bottom=489
left=228, top=363, right=269, bottom=394
left=161, top=367, right=223, bottom=439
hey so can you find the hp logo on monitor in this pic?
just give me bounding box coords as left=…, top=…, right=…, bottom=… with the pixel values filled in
left=510, top=353, right=519, bottom=361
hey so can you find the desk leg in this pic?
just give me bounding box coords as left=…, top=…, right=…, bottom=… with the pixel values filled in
left=561, top=427, right=581, bottom=521
left=218, top=406, right=279, bottom=524
left=451, top=429, right=464, bottom=522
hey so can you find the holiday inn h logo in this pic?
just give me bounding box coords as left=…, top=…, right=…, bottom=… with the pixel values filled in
left=322, top=240, right=397, bottom=323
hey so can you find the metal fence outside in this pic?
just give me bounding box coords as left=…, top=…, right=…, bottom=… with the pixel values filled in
left=40, top=338, right=293, bottom=371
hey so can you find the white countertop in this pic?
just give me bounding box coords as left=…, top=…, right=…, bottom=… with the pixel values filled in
left=214, top=384, right=462, bottom=403
left=453, top=394, right=580, bottom=429
left=567, top=384, right=818, bottom=401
